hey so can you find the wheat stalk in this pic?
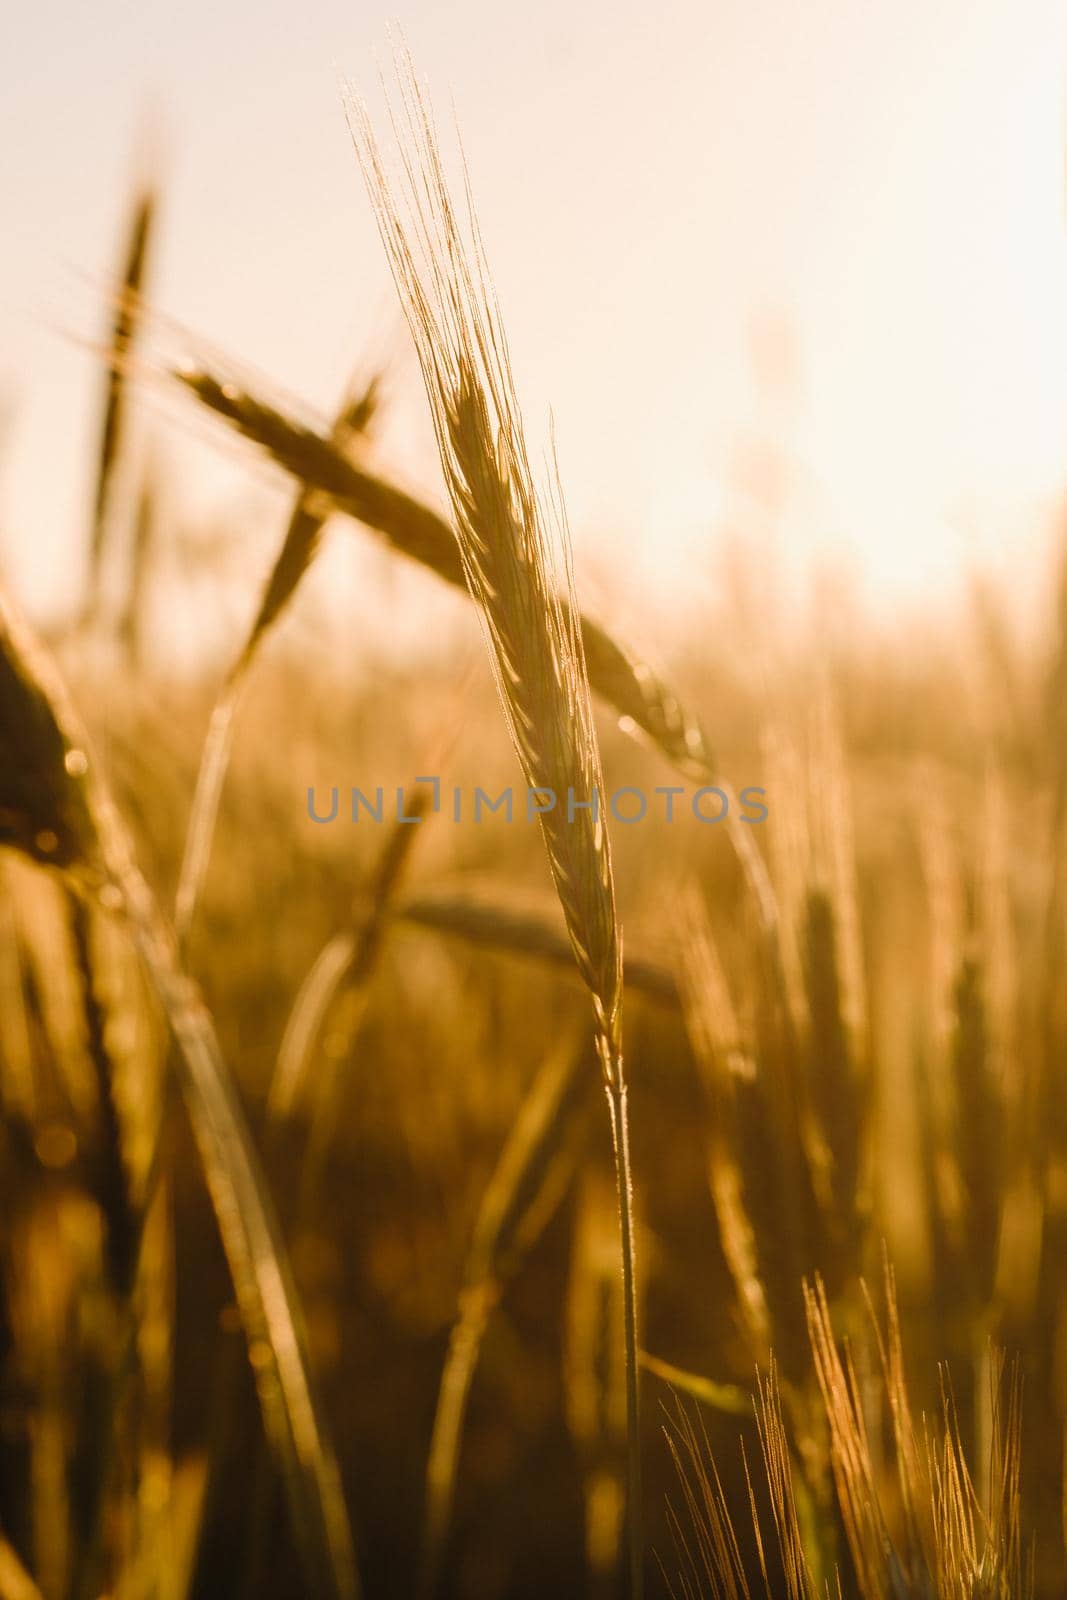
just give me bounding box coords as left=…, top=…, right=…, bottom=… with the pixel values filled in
left=0, top=589, right=359, bottom=1600
left=348, top=59, right=643, bottom=1592
left=86, top=183, right=156, bottom=624
left=676, top=886, right=773, bottom=1364
left=275, top=783, right=432, bottom=1211
left=565, top=1167, right=642, bottom=1595
left=115, top=451, right=158, bottom=665
left=421, top=1030, right=594, bottom=1596
left=173, top=379, right=379, bottom=943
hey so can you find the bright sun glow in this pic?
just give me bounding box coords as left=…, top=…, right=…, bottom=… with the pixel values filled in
left=1, top=0, right=1065, bottom=618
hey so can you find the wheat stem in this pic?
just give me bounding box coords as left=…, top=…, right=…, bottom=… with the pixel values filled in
left=604, top=1073, right=644, bottom=1598
left=174, top=688, right=237, bottom=942
left=419, top=1280, right=496, bottom=1597
left=174, top=383, right=377, bottom=943
left=420, top=1030, right=592, bottom=1594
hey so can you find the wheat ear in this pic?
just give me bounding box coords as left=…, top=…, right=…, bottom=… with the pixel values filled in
left=349, top=61, right=642, bottom=1593
left=175, top=357, right=785, bottom=966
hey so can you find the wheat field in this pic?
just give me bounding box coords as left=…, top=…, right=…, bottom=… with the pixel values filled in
left=1, top=63, right=1066, bottom=1600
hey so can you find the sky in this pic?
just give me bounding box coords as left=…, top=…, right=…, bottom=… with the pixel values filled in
left=2, top=0, right=1067, bottom=626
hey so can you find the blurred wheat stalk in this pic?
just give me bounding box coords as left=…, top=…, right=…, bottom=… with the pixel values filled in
left=0, top=594, right=359, bottom=1600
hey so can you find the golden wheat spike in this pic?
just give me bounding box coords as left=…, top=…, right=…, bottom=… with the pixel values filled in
left=348, top=56, right=644, bottom=1593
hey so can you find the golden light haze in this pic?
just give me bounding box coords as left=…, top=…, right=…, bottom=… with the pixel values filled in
left=1, top=0, right=1066, bottom=620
